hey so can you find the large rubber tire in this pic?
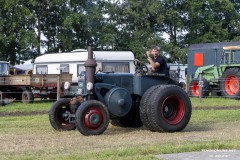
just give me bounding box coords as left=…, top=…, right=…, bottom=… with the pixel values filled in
left=75, top=100, right=110, bottom=136
left=220, top=68, right=240, bottom=99
left=139, top=85, right=162, bottom=131
left=189, top=78, right=210, bottom=97
left=49, top=98, right=76, bottom=131
left=147, top=85, right=192, bottom=132
left=22, top=90, right=34, bottom=103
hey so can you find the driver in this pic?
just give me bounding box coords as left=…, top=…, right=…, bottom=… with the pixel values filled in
left=146, top=46, right=169, bottom=77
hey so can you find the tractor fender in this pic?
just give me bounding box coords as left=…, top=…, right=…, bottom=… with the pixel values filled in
left=94, top=83, right=116, bottom=103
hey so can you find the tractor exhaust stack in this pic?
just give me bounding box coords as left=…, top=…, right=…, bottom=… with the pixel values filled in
left=84, top=47, right=97, bottom=94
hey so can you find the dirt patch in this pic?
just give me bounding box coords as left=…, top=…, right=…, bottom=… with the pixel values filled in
left=0, top=111, right=48, bottom=117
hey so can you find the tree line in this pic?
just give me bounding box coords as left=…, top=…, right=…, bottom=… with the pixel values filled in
left=0, top=0, right=240, bottom=65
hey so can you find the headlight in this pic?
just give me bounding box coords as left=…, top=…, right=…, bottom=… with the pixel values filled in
left=64, top=81, right=71, bottom=90
left=87, top=82, right=93, bottom=91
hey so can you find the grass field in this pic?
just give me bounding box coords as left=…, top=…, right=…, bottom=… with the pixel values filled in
left=0, top=98, right=240, bottom=159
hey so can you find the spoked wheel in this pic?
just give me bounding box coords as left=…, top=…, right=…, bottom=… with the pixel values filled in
left=147, top=85, right=192, bottom=132
left=75, top=100, right=109, bottom=136
left=49, top=98, right=77, bottom=131
left=220, top=68, right=240, bottom=99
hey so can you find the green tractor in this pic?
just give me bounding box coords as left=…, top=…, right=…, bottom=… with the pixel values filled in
left=190, top=46, right=240, bottom=98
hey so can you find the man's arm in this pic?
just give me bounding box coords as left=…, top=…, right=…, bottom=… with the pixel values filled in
left=148, top=57, right=160, bottom=71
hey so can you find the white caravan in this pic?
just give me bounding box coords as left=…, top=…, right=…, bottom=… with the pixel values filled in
left=168, top=63, right=188, bottom=89
left=33, top=49, right=136, bottom=82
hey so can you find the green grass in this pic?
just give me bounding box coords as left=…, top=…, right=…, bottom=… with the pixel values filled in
left=0, top=109, right=240, bottom=159
left=191, top=97, right=240, bottom=107
left=0, top=101, right=52, bottom=112
left=0, top=98, right=240, bottom=159
left=0, top=97, right=239, bottom=113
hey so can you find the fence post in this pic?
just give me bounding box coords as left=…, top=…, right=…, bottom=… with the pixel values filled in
left=199, top=74, right=203, bottom=103
left=185, top=74, right=188, bottom=93
left=57, top=75, right=60, bottom=100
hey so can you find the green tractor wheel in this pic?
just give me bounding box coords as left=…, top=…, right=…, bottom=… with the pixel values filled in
left=189, top=78, right=210, bottom=97
left=220, top=68, right=240, bottom=99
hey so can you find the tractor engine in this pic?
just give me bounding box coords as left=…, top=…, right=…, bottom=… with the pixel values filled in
left=79, top=72, right=134, bottom=118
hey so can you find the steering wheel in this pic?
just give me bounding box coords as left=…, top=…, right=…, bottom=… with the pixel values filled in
left=134, top=59, right=148, bottom=74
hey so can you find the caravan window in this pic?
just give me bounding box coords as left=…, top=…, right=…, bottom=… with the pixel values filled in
left=60, top=64, right=69, bottom=74
left=102, top=62, right=129, bottom=73
left=36, top=65, right=47, bottom=74
left=77, top=64, right=85, bottom=76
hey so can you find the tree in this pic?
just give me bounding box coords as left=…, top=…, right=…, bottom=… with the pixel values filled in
left=183, top=0, right=236, bottom=44
left=0, top=0, right=38, bottom=64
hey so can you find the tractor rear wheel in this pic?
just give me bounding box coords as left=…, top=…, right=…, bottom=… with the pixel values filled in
left=189, top=78, right=210, bottom=97
left=139, top=85, right=162, bottom=131
left=147, top=85, right=192, bottom=132
left=49, top=98, right=76, bottom=131
left=75, top=100, right=109, bottom=135
left=220, top=68, right=240, bottom=99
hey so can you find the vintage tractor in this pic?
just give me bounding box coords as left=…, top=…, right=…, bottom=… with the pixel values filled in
left=190, top=46, right=240, bottom=98
left=49, top=47, right=192, bottom=136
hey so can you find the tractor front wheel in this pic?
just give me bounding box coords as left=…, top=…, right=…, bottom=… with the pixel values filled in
left=189, top=78, right=210, bottom=97
left=49, top=98, right=76, bottom=131
left=220, top=68, right=240, bottom=99
left=75, top=100, right=109, bottom=136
